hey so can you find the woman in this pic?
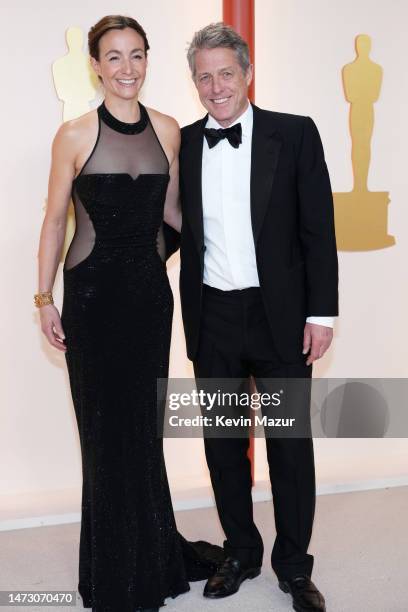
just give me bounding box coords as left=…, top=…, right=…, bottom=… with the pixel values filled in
left=36, top=15, right=221, bottom=612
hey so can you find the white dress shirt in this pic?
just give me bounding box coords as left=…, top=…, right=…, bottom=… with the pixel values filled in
left=202, top=102, right=334, bottom=328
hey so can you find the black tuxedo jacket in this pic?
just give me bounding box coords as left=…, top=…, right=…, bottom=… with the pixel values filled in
left=177, top=103, right=338, bottom=362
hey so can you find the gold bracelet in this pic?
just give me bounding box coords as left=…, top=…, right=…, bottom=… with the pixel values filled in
left=34, top=292, right=54, bottom=308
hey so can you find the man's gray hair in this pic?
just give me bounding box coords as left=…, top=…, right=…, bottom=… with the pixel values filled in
left=187, top=22, right=251, bottom=77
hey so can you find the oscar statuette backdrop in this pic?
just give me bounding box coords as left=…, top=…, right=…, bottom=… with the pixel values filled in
left=334, top=34, right=395, bottom=251
left=51, top=27, right=100, bottom=262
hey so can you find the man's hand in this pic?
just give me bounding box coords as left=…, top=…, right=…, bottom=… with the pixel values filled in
left=303, top=322, right=333, bottom=366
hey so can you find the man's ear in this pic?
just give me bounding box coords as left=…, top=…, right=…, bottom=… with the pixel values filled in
left=245, top=64, right=254, bottom=87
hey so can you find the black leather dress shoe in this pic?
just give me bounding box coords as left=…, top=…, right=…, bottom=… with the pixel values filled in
left=135, top=608, right=159, bottom=611
left=278, top=575, right=326, bottom=611
left=203, top=556, right=261, bottom=599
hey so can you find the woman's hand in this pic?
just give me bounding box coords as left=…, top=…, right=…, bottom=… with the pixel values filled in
left=40, top=304, right=67, bottom=352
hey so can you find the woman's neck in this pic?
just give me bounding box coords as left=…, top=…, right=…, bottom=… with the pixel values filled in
left=103, top=95, right=141, bottom=123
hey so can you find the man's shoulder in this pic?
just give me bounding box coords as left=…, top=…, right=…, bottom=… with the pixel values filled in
left=180, top=106, right=311, bottom=143
left=181, top=117, right=205, bottom=143
left=255, top=106, right=308, bottom=133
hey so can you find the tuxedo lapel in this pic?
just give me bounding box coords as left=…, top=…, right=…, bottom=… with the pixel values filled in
left=183, top=106, right=282, bottom=252
left=182, top=117, right=207, bottom=253
left=250, top=104, right=282, bottom=244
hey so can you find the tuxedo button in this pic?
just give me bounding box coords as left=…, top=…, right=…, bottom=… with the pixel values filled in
left=201, top=245, right=206, bottom=252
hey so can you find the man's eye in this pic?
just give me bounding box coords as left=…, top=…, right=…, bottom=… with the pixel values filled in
left=132, top=55, right=143, bottom=60
left=109, top=56, right=119, bottom=61
left=223, top=72, right=233, bottom=78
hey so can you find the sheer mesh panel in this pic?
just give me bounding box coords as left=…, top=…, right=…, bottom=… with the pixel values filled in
left=64, top=111, right=169, bottom=270
left=156, top=223, right=166, bottom=261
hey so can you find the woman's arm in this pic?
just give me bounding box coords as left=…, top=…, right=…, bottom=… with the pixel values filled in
left=38, top=124, right=76, bottom=292
left=147, top=108, right=182, bottom=233
left=36, top=122, right=77, bottom=351
left=163, top=124, right=181, bottom=233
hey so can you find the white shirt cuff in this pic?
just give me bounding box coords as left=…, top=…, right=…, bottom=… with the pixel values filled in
left=306, top=316, right=335, bottom=328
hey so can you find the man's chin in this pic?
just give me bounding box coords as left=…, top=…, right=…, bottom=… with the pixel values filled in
left=209, top=109, right=233, bottom=124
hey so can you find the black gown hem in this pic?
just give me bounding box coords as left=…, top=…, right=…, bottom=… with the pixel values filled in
left=80, top=581, right=191, bottom=610
left=78, top=536, right=225, bottom=609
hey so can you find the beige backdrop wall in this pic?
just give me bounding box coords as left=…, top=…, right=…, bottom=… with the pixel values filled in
left=1, top=0, right=407, bottom=525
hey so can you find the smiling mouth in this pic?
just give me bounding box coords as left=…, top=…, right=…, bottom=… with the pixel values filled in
left=117, top=79, right=137, bottom=86
left=211, top=97, right=230, bottom=104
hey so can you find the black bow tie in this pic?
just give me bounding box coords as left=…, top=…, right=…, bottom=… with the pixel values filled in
left=204, top=123, right=242, bottom=149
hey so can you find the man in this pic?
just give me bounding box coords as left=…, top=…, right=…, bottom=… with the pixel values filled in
left=178, top=23, right=338, bottom=612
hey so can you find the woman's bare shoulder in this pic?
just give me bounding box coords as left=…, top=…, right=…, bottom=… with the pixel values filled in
left=53, top=109, right=98, bottom=153
left=146, top=106, right=180, bottom=138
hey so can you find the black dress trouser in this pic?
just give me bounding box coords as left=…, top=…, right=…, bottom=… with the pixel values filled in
left=193, top=284, right=316, bottom=581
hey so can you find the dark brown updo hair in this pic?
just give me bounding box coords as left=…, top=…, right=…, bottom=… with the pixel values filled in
left=88, top=15, right=150, bottom=60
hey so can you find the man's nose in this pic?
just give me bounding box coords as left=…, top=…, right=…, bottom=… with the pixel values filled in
left=211, top=76, right=223, bottom=94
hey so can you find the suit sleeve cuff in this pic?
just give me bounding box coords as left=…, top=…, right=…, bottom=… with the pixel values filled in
left=306, top=316, right=335, bottom=328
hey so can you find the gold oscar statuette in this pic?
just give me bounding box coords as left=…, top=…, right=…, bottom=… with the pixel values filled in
left=333, top=34, right=395, bottom=251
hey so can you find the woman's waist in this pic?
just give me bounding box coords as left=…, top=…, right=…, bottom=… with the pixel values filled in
left=63, top=241, right=164, bottom=276
left=94, top=234, right=158, bottom=249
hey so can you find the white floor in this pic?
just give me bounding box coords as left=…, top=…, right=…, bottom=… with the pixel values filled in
left=1, top=486, right=407, bottom=611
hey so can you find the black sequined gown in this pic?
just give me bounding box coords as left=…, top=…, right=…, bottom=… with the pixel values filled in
left=61, top=102, right=222, bottom=612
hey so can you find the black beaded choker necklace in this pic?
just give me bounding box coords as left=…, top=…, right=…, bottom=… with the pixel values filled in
left=98, top=101, right=148, bottom=135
